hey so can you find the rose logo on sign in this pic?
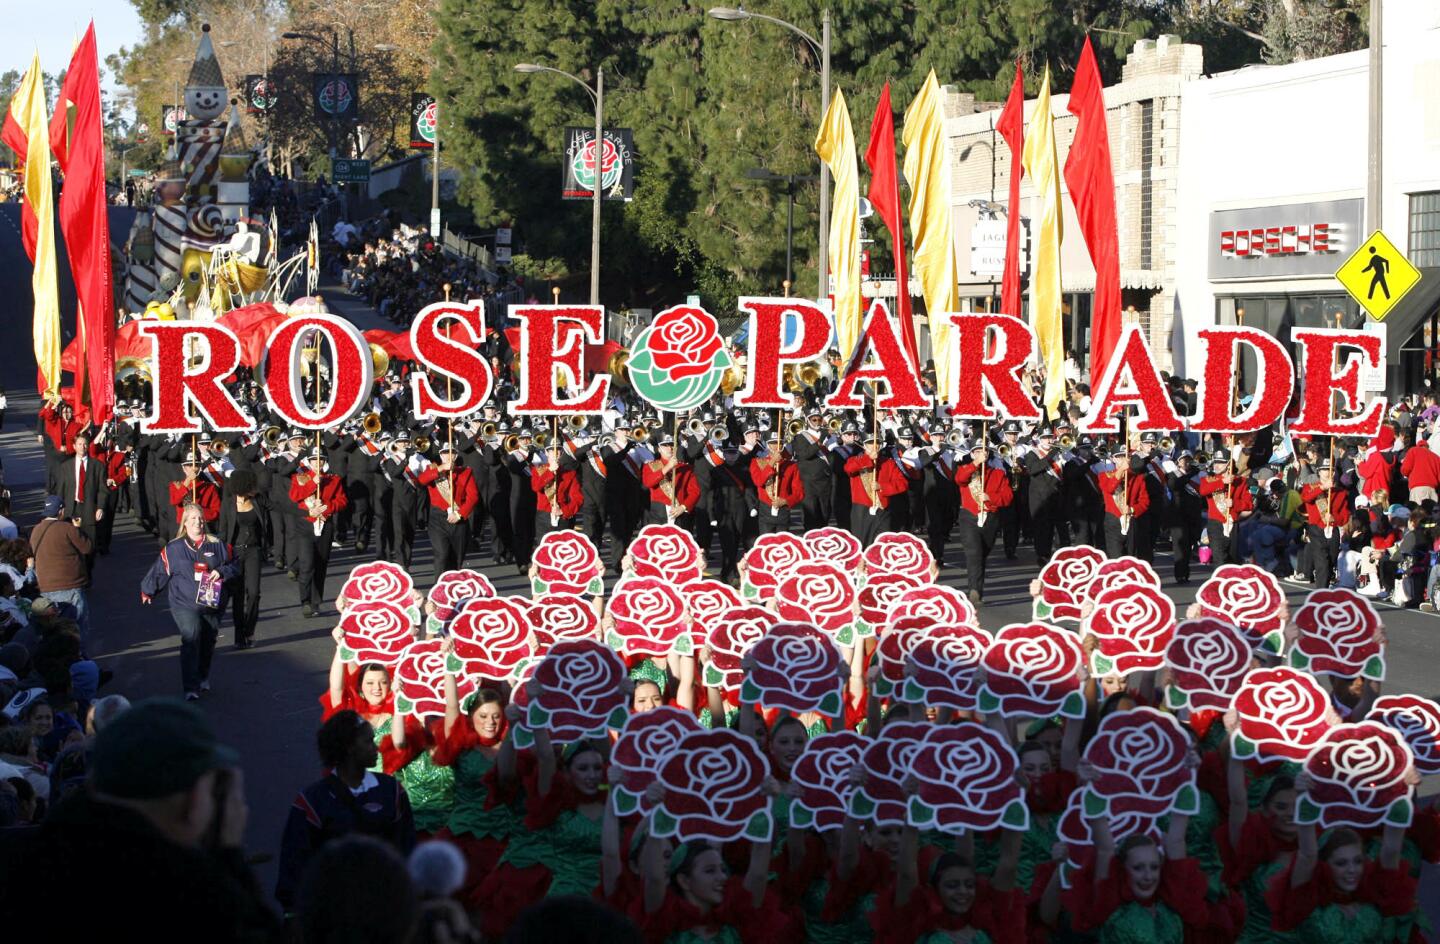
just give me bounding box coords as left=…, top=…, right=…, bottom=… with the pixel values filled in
left=626, top=305, right=733, bottom=412
left=318, top=78, right=353, bottom=115
left=415, top=101, right=437, bottom=145
left=572, top=134, right=622, bottom=193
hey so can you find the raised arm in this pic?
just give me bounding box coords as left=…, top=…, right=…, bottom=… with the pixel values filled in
left=328, top=627, right=347, bottom=709
left=993, top=826, right=1023, bottom=892
left=1164, top=810, right=1189, bottom=861
left=744, top=834, right=772, bottom=908
left=892, top=825, right=921, bottom=908
left=600, top=766, right=623, bottom=897
left=641, top=832, right=669, bottom=915
left=1290, top=821, right=1319, bottom=888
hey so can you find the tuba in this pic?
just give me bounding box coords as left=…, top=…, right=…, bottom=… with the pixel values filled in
left=369, top=343, right=391, bottom=378
left=606, top=349, right=630, bottom=388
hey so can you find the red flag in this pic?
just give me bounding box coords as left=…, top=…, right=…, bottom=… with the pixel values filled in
left=1064, top=36, right=1121, bottom=385
left=995, top=63, right=1025, bottom=320
left=48, top=23, right=116, bottom=423
left=863, top=82, right=919, bottom=374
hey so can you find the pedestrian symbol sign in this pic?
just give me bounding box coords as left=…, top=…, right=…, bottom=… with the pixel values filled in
left=1336, top=230, right=1422, bottom=321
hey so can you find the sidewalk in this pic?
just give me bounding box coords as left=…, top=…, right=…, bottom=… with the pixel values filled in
left=313, top=281, right=390, bottom=333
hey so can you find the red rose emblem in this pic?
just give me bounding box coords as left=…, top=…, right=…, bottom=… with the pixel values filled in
left=741, top=532, right=812, bottom=600
left=447, top=596, right=535, bottom=682
left=627, top=524, right=704, bottom=585
left=340, top=560, right=416, bottom=607
left=1198, top=564, right=1286, bottom=654
left=741, top=622, right=846, bottom=715
left=857, top=570, right=926, bottom=630
left=1297, top=722, right=1415, bottom=830
left=610, top=706, right=704, bottom=816
left=1057, top=789, right=1164, bottom=852
left=337, top=601, right=415, bottom=666
left=1081, top=583, right=1176, bottom=676
left=1289, top=588, right=1384, bottom=679
left=803, top=527, right=863, bottom=570
left=1034, top=546, right=1106, bottom=621
left=1082, top=556, right=1162, bottom=606
left=776, top=561, right=859, bottom=645
left=702, top=605, right=779, bottom=692
left=790, top=731, right=867, bottom=832
left=680, top=578, right=743, bottom=643
left=1230, top=666, right=1334, bottom=762
left=887, top=584, right=978, bottom=630
left=426, top=569, right=496, bottom=633
left=653, top=728, right=773, bottom=843
left=1369, top=695, right=1440, bottom=776
left=908, top=723, right=1029, bottom=833
left=863, top=531, right=935, bottom=580
left=1082, top=708, right=1198, bottom=819
left=607, top=575, right=691, bottom=657
left=525, top=639, right=629, bottom=743
left=393, top=639, right=474, bottom=717
left=872, top=615, right=929, bottom=698
left=1163, top=618, right=1254, bottom=713
left=902, top=624, right=994, bottom=711
left=979, top=622, right=1085, bottom=719
left=524, top=593, right=600, bottom=655
left=531, top=530, right=604, bottom=595
left=646, top=305, right=725, bottom=382
left=851, top=721, right=929, bottom=825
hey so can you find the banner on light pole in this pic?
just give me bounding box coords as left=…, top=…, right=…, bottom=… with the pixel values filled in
left=561, top=127, right=634, bottom=202
left=409, top=93, right=437, bottom=150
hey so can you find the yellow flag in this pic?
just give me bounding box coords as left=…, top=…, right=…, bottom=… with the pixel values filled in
left=5, top=52, right=62, bottom=396
left=902, top=71, right=959, bottom=402
left=814, top=89, right=862, bottom=361
left=1021, top=67, right=1066, bottom=417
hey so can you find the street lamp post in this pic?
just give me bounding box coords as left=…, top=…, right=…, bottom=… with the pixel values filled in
left=709, top=6, right=830, bottom=301
left=514, top=62, right=604, bottom=315
left=282, top=28, right=345, bottom=158
left=745, top=168, right=818, bottom=289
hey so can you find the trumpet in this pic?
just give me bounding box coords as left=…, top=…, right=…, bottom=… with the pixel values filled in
left=1193, top=450, right=1211, bottom=466
left=1058, top=433, right=1076, bottom=450
left=997, top=443, right=1013, bottom=458
left=632, top=426, right=650, bottom=443
left=568, top=415, right=587, bottom=431
left=1158, top=435, right=1175, bottom=451
left=503, top=434, right=521, bottom=452
left=787, top=418, right=805, bottom=436
left=481, top=421, right=498, bottom=438
left=362, top=412, right=383, bottom=436
left=946, top=430, right=966, bottom=448
left=413, top=435, right=431, bottom=454
left=212, top=439, right=230, bottom=457
left=262, top=426, right=283, bottom=447
left=710, top=424, right=729, bottom=444
left=828, top=417, right=843, bottom=433
left=534, top=431, right=551, bottom=449
left=687, top=417, right=707, bottom=435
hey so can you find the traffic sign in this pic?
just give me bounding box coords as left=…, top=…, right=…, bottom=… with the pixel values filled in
left=1335, top=229, right=1421, bottom=321
left=332, top=158, right=372, bottom=184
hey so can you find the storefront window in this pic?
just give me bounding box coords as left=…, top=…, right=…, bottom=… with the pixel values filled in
left=1408, top=191, right=1440, bottom=268
left=1215, top=294, right=1357, bottom=394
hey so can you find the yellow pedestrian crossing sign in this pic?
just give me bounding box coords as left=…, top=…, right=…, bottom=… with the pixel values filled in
left=1336, top=229, right=1422, bottom=321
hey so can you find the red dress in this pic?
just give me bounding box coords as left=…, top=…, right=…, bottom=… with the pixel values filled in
left=870, top=876, right=1027, bottom=944
left=636, top=880, right=794, bottom=944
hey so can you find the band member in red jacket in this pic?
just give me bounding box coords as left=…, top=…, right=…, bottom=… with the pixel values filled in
left=39, top=397, right=85, bottom=496
left=290, top=448, right=348, bottom=618
left=1099, top=448, right=1151, bottom=560
left=954, top=444, right=1015, bottom=604
left=844, top=433, right=911, bottom=546
left=91, top=427, right=130, bottom=555
left=1196, top=449, right=1253, bottom=566
left=1300, top=460, right=1349, bottom=589
left=531, top=445, right=583, bottom=538
left=750, top=432, right=804, bottom=535
left=168, top=452, right=221, bottom=529
left=640, top=435, right=699, bottom=527
left=418, top=442, right=480, bottom=577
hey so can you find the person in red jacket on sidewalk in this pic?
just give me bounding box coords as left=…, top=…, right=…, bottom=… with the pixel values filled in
left=1097, top=445, right=1151, bottom=560
left=290, top=448, right=348, bottom=617
left=418, top=443, right=480, bottom=579
left=844, top=432, right=910, bottom=545
left=750, top=432, right=805, bottom=535
left=954, top=444, right=1014, bottom=604
left=168, top=452, right=221, bottom=530
left=1400, top=434, right=1440, bottom=503
left=1299, top=460, right=1349, bottom=589
left=1196, top=450, right=1254, bottom=566
left=1356, top=426, right=1398, bottom=503
left=640, top=435, right=699, bottom=527
left=530, top=444, right=582, bottom=538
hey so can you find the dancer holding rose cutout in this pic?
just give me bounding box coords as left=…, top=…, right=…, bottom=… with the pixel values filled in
left=635, top=827, right=791, bottom=943
left=872, top=824, right=1026, bottom=944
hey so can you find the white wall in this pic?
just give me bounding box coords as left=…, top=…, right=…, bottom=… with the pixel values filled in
left=1381, top=0, right=1440, bottom=238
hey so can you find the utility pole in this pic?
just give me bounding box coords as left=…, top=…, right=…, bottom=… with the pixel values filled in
left=1366, top=0, right=1383, bottom=236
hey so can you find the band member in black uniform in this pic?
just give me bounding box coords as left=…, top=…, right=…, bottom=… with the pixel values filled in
left=217, top=469, right=264, bottom=647
left=712, top=426, right=755, bottom=583
left=381, top=431, right=422, bottom=569
left=502, top=429, right=538, bottom=572
left=997, top=421, right=1025, bottom=559
left=290, top=449, right=347, bottom=618
left=419, top=443, right=480, bottom=578
left=789, top=408, right=833, bottom=529
left=1166, top=451, right=1204, bottom=584
left=1023, top=428, right=1068, bottom=565
left=831, top=421, right=860, bottom=528
left=603, top=420, right=644, bottom=573
left=267, top=431, right=306, bottom=576
left=1066, top=438, right=1105, bottom=548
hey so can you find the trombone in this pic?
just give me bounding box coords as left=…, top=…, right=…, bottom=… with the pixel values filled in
left=568, top=415, right=588, bottom=431
left=710, top=424, right=729, bottom=444
left=827, top=417, right=843, bottom=433
left=1158, top=435, right=1176, bottom=451
left=362, top=412, right=383, bottom=436
left=262, top=426, right=284, bottom=447
left=481, top=421, right=498, bottom=438
left=686, top=417, right=707, bottom=435
left=787, top=418, right=805, bottom=436
left=946, top=430, right=966, bottom=448
left=1058, top=433, right=1076, bottom=450
left=503, top=434, right=521, bottom=452
left=632, top=426, right=650, bottom=443
left=534, top=431, right=551, bottom=449
left=413, top=434, right=431, bottom=454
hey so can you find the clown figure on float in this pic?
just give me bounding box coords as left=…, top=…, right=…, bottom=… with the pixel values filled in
left=175, top=24, right=236, bottom=305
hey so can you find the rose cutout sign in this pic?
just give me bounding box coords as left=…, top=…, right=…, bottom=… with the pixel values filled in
left=341, top=561, right=420, bottom=625
left=863, top=531, right=935, bottom=580
left=626, top=305, right=734, bottom=412
left=1368, top=695, right=1440, bottom=776
left=872, top=615, right=929, bottom=699
left=337, top=601, right=415, bottom=666
left=901, top=624, right=994, bottom=711
left=446, top=596, right=535, bottom=682
left=680, top=579, right=744, bottom=648
left=887, top=584, right=978, bottom=630
left=393, top=638, right=475, bottom=717
left=1082, top=556, right=1162, bottom=605
left=1296, top=722, right=1416, bottom=830
left=1081, top=708, right=1199, bottom=820
left=741, top=532, right=812, bottom=600
left=740, top=622, right=846, bottom=716
left=426, top=569, right=496, bottom=634
left=1229, top=667, right=1334, bottom=762
left=651, top=728, right=773, bottom=843
left=907, top=723, right=1030, bottom=833
left=607, top=576, right=692, bottom=657
left=531, top=530, right=604, bottom=595
left=611, top=706, right=703, bottom=816
left=979, top=622, right=1086, bottom=719
left=790, top=731, right=867, bottom=832
left=627, top=524, right=705, bottom=585
left=1198, top=564, right=1286, bottom=654
left=702, top=605, right=779, bottom=692
left=1288, top=588, right=1385, bottom=680
left=857, top=570, right=927, bottom=632
left=1081, top=583, right=1176, bottom=676
left=524, top=593, right=600, bottom=656
left=850, top=721, right=929, bottom=825
left=1163, top=618, right=1254, bottom=713
left=1034, top=546, right=1106, bottom=621
left=803, top=527, right=863, bottom=571
left=518, top=640, right=629, bottom=748
left=776, top=561, right=860, bottom=645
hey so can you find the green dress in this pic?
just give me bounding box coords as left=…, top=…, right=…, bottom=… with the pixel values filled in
left=447, top=748, right=521, bottom=839
left=542, top=808, right=605, bottom=898
left=1239, top=859, right=1294, bottom=943
left=373, top=717, right=456, bottom=833
left=917, top=932, right=993, bottom=944
left=1294, top=903, right=1385, bottom=943
left=1100, top=902, right=1185, bottom=944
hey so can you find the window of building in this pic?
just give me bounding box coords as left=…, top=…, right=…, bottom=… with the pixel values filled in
left=1408, top=191, right=1440, bottom=268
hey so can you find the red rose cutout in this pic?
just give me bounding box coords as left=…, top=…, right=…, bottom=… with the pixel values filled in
left=1369, top=695, right=1440, bottom=776
left=857, top=569, right=927, bottom=631
left=863, top=531, right=935, bottom=580
left=979, top=622, right=1086, bottom=719
left=1081, top=583, right=1176, bottom=676
left=1034, top=546, right=1106, bottom=621
left=426, top=569, right=496, bottom=634
left=702, top=605, right=779, bottom=692
left=393, top=638, right=475, bottom=717
left=338, top=600, right=415, bottom=666
left=607, top=576, right=692, bottom=657
left=680, top=579, right=743, bottom=648
left=776, top=561, right=860, bottom=645
left=1198, top=564, right=1286, bottom=654
left=907, top=723, right=1029, bottom=833
left=524, top=593, right=600, bottom=655
left=652, top=728, right=773, bottom=843
left=887, top=584, right=978, bottom=630
left=901, top=624, right=994, bottom=711
left=531, top=530, right=604, bottom=595
left=341, top=561, right=419, bottom=624
left=627, top=524, right=704, bottom=585
left=1081, top=556, right=1162, bottom=606
left=1081, top=708, right=1199, bottom=819
left=741, top=532, right=812, bottom=600
left=1163, top=618, right=1254, bottom=713
left=1289, top=588, right=1384, bottom=680
left=1057, top=789, right=1164, bottom=874
left=519, top=640, right=629, bottom=747
left=1229, top=666, right=1334, bottom=762
left=850, top=721, right=929, bottom=825
left=1297, top=721, right=1416, bottom=830
left=741, top=622, right=846, bottom=716
left=610, top=706, right=704, bottom=816
left=873, top=615, right=929, bottom=699
left=647, top=305, right=725, bottom=382
left=447, top=596, right=535, bottom=682
left=803, top=527, right=863, bottom=571
left=790, top=731, right=867, bottom=832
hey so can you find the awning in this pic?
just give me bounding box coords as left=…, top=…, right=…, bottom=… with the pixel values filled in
left=1376, top=266, right=1440, bottom=342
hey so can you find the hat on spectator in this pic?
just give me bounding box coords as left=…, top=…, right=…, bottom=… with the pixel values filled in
left=1388, top=504, right=1411, bottom=520
left=1376, top=426, right=1397, bottom=451
left=70, top=660, right=100, bottom=703
left=43, top=496, right=63, bottom=518
left=92, top=698, right=238, bottom=800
